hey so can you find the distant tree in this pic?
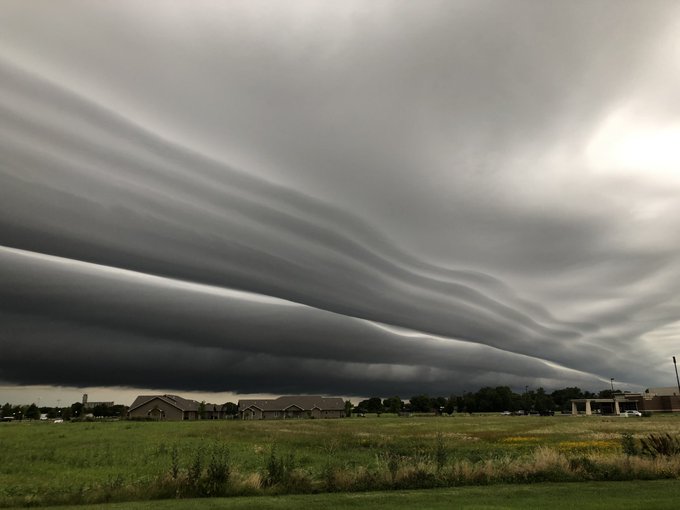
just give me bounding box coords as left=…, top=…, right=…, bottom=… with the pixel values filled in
left=455, top=396, right=465, bottom=413
left=198, top=401, right=206, bottom=419
left=444, top=395, right=457, bottom=415
left=70, top=402, right=84, bottom=418
left=533, top=387, right=555, bottom=413
left=382, top=396, right=403, bottom=414
left=93, top=404, right=111, bottom=417
left=25, top=403, right=40, bottom=420
left=1, top=402, right=11, bottom=418
left=344, top=400, right=353, bottom=417
left=598, top=389, right=615, bottom=399
left=223, top=402, right=238, bottom=416
left=111, top=405, right=128, bottom=417
left=11, top=405, right=23, bottom=420
left=357, top=397, right=384, bottom=414
left=551, top=387, right=586, bottom=413
left=431, top=396, right=447, bottom=414
left=409, top=395, right=432, bottom=413
left=460, top=392, right=477, bottom=413
left=475, top=387, right=514, bottom=412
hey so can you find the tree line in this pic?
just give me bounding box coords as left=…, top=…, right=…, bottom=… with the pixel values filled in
left=1, top=386, right=621, bottom=421
left=352, top=386, right=618, bottom=415
left=0, top=401, right=128, bottom=421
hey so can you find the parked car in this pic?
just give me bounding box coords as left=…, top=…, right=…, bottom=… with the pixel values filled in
left=622, top=410, right=642, bottom=417
left=500, top=411, right=512, bottom=416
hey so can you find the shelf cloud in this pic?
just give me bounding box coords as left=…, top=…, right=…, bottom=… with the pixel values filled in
left=2, top=1, right=680, bottom=400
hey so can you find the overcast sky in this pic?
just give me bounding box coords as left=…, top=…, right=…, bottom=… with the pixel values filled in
left=2, top=1, right=680, bottom=407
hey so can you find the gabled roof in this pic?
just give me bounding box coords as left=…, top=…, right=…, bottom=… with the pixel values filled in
left=129, top=394, right=201, bottom=413
left=238, top=396, right=345, bottom=412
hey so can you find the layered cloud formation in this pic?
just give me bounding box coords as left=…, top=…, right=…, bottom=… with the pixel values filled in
left=2, top=1, right=680, bottom=397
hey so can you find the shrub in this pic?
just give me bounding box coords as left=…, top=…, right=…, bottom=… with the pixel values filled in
left=204, top=444, right=231, bottom=496
left=640, top=433, right=680, bottom=458
left=166, top=443, right=231, bottom=498
left=621, top=433, right=639, bottom=456
left=170, top=446, right=180, bottom=479
left=263, top=445, right=295, bottom=488
left=435, top=432, right=447, bottom=472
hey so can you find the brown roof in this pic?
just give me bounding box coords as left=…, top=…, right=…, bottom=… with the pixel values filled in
left=238, top=396, right=345, bottom=412
left=129, top=394, right=206, bottom=412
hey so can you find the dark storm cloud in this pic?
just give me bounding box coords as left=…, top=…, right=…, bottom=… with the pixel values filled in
left=1, top=1, right=680, bottom=397
left=0, top=247, right=604, bottom=395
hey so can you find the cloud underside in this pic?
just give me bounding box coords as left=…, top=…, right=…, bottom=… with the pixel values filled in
left=1, top=2, right=680, bottom=395
left=0, top=247, right=604, bottom=395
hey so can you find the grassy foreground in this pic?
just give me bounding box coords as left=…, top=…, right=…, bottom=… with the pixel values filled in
left=2, top=414, right=680, bottom=507
left=8, top=480, right=680, bottom=510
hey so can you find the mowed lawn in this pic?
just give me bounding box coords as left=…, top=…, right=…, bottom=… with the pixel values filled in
left=8, top=481, right=680, bottom=510
left=1, top=414, right=680, bottom=507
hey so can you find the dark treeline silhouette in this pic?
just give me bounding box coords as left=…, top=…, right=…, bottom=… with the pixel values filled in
left=354, top=386, right=610, bottom=415
left=2, top=386, right=617, bottom=421
left=1, top=401, right=128, bottom=421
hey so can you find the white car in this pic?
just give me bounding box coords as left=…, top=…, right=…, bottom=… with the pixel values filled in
left=622, top=410, right=642, bottom=417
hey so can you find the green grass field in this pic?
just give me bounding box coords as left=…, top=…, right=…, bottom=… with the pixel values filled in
left=6, top=480, right=680, bottom=510
left=2, top=414, right=680, bottom=507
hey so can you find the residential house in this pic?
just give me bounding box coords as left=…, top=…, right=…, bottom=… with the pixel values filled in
left=238, top=396, right=345, bottom=420
left=128, top=394, right=228, bottom=421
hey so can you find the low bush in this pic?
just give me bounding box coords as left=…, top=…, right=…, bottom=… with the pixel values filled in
left=621, top=433, right=639, bottom=456
left=262, top=445, right=296, bottom=488
left=640, top=433, right=680, bottom=458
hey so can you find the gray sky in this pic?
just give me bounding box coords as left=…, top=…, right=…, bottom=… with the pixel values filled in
left=2, top=1, right=680, bottom=406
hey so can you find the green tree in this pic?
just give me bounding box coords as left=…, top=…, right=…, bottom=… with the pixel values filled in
left=344, top=400, right=353, bottom=417
left=93, top=404, right=111, bottom=417
left=551, top=387, right=586, bottom=413
left=431, top=396, right=447, bottom=413
left=409, top=395, right=432, bottom=413
left=444, top=395, right=457, bottom=415
left=11, top=405, right=23, bottom=420
left=70, top=401, right=84, bottom=418
left=25, top=403, right=40, bottom=420
left=533, top=387, right=555, bottom=413
left=357, top=397, right=384, bottom=414
left=382, top=396, right=403, bottom=414
left=223, top=402, right=238, bottom=416
left=461, top=392, right=477, bottom=413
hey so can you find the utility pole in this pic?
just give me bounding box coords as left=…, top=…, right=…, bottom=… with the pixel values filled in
left=610, top=378, right=614, bottom=393
left=673, top=357, right=680, bottom=396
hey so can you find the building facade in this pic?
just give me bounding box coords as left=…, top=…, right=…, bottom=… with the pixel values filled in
left=238, top=396, right=345, bottom=420
left=571, top=387, right=680, bottom=415
left=128, top=395, right=228, bottom=420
